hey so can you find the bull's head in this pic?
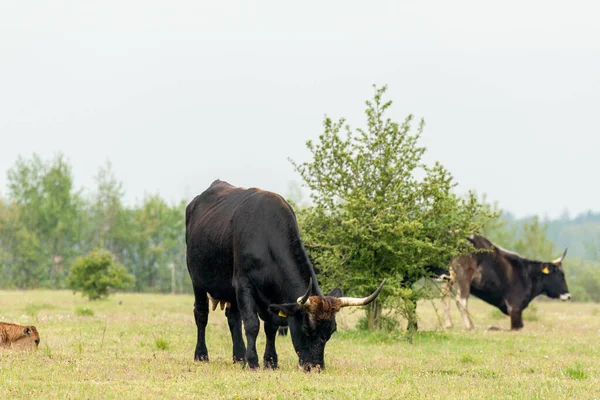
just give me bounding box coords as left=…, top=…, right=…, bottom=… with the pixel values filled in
left=268, top=278, right=385, bottom=372
left=541, top=248, right=571, bottom=301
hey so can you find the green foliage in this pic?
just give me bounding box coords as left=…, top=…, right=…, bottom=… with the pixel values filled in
left=490, top=309, right=505, bottom=320
left=0, top=154, right=190, bottom=294
left=460, top=354, right=475, bottom=364
left=75, top=306, right=95, bottom=316
left=291, top=85, right=491, bottom=331
left=522, top=303, right=539, bottom=322
left=68, top=248, right=134, bottom=300
left=564, top=363, right=588, bottom=380
left=5, top=153, right=85, bottom=288
left=512, top=216, right=557, bottom=260
left=155, top=337, right=169, bottom=351
left=25, top=303, right=55, bottom=318
left=356, top=314, right=399, bottom=333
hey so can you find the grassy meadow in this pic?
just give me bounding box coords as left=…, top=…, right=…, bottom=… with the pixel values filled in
left=1, top=290, right=599, bottom=399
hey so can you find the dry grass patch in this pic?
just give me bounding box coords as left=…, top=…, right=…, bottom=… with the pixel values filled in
left=0, top=290, right=598, bottom=399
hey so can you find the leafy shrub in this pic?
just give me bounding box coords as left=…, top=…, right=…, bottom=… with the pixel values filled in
left=356, top=315, right=399, bottom=332
left=75, top=306, right=94, bottom=316
left=67, top=248, right=134, bottom=301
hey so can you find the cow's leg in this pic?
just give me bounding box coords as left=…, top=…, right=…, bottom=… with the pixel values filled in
left=192, top=285, right=209, bottom=361
left=509, top=309, right=524, bottom=330
left=455, top=281, right=474, bottom=330
left=263, top=320, right=279, bottom=369
left=235, top=281, right=261, bottom=369
left=225, top=304, right=246, bottom=363
left=441, top=281, right=454, bottom=329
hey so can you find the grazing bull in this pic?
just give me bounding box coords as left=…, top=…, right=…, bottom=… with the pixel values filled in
left=439, top=235, right=571, bottom=330
left=186, top=180, right=384, bottom=371
left=0, top=322, right=40, bottom=350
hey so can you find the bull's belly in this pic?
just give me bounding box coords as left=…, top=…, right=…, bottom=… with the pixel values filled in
left=187, top=249, right=237, bottom=303
left=470, top=286, right=509, bottom=315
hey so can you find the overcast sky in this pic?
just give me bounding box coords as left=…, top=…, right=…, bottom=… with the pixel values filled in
left=1, top=1, right=598, bottom=218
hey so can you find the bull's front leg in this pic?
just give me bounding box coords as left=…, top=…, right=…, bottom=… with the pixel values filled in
left=510, top=309, right=524, bottom=330
left=263, top=319, right=279, bottom=369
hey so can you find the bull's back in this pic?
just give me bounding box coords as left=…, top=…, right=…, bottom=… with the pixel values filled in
left=186, top=182, right=248, bottom=290
left=186, top=181, right=285, bottom=297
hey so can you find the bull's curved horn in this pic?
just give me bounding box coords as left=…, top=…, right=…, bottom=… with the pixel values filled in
left=297, top=277, right=313, bottom=307
left=552, top=248, right=568, bottom=264
left=339, top=279, right=386, bottom=308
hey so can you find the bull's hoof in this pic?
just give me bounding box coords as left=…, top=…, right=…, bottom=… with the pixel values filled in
left=194, top=354, right=209, bottom=362
left=443, top=323, right=453, bottom=329
left=233, top=356, right=245, bottom=364
left=243, top=360, right=260, bottom=370
left=264, top=358, right=278, bottom=369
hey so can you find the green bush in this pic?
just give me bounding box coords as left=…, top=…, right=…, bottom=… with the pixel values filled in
left=75, top=306, right=94, bottom=316
left=67, top=248, right=134, bottom=301
left=356, top=315, right=399, bottom=332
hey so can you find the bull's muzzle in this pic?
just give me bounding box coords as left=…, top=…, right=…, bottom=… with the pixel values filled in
left=299, top=362, right=323, bottom=373
left=560, top=293, right=572, bottom=301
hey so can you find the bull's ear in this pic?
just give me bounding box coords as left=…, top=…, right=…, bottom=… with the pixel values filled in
left=268, top=303, right=301, bottom=319
left=328, top=288, right=343, bottom=298
left=24, top=327, right=32, bottom=336
left=541, top=264, right=550, bottom=274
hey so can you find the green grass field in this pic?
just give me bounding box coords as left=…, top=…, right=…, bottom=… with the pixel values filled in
left=1, top=290, right=598, bottom=399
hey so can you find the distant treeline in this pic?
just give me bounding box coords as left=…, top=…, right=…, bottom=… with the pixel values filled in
left=0, top=154, right=190, bottom=293
left=1, top=153, right=599, bottom=302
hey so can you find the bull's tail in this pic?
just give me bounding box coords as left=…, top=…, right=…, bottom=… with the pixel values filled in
left=426, top=265, right=452, bottom=282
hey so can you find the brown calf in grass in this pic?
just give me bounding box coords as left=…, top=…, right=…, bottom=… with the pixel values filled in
left=0, top=322, right=40, bottom=350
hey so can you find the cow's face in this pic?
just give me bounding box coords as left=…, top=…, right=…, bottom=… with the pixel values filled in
left=269, top=279, right=385, bottom=372
left=11, top=326, right=40, bottom=351
left=541, top=249, right=571, bottom=301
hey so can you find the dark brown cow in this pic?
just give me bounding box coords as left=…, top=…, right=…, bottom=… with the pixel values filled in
left=440, top=235, right=570, bottom=330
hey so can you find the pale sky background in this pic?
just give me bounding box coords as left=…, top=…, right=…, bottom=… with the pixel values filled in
left=1, top=1, right=598, bottom=219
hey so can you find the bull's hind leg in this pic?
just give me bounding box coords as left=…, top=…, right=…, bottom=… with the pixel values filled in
left=455, top=280, right=474, bottom=330
left=235, top=278, right=261, bottom=369
left=263, top=319, right=279, bottom=369
left=225, top=304, right=246, bottom=363
left=441, top=281, right=454, bottom=329
left=192, top=285, right=210, bottom=361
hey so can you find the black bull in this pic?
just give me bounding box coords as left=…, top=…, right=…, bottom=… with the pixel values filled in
left=437, top=235, right=571, bottom=330
left=185, top=180, right=384, bottom=370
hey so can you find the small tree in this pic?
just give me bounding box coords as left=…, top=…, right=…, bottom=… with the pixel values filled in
left=68, top=248, right=134, bottom=300
left=291, top=85, right=490, bottom=334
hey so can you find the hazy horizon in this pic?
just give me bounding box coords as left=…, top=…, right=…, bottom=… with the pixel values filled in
left=2, top=1, right=598, bottom=219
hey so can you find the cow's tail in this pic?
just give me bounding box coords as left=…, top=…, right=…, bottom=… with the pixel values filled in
left=426, top=265, right=452, bottom=282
